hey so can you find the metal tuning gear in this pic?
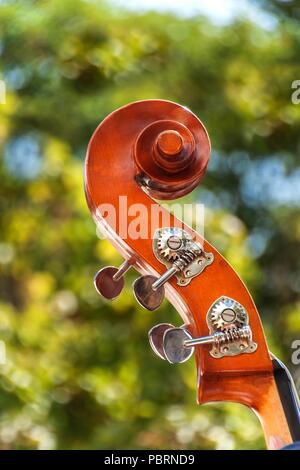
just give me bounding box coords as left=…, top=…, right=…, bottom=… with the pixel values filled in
left=94, top=260, right=133, bottom=300
left=153, top=228, right=214, bottom=287
left=133, top=228, right=214, bottom=311
left=206, top=296, right=257, bottom=358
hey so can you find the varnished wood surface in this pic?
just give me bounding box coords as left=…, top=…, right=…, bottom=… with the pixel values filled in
left=85, top=99, right=293, bottom=449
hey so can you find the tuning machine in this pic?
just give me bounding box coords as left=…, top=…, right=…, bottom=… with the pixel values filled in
left=162, top=325, right=256, bottom=363
left=133, top=228, right=214, bottom=311
left=148, top=315, right=257, bottom=364
left=94, top=260, right=133, bottom=300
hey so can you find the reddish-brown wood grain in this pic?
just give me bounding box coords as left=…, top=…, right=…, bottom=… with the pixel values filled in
left=85, top=99, right=292, bottom=449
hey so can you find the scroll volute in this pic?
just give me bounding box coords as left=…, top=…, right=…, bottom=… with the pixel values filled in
left=85, top=100, right=285, bottom=447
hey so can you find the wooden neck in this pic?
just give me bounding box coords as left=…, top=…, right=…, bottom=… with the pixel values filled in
left=255, top=374, right=293, bottom=449
left=198, top=354, right=300, bottom=449
left=260, top=356, right=300, bottom=449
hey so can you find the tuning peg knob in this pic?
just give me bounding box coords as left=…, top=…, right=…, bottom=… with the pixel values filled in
left=133, top=275, right=165, bottom=311
left=133, top=266, right=178, bottom=311
left=148, top=323, right=175, bottom=359
left=94, top=260, right=132, bottom=300
left=163, top=327, right=194, bottom=364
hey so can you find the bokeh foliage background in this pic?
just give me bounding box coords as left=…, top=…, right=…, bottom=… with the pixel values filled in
left=0, top=0, right=300, bottom=449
